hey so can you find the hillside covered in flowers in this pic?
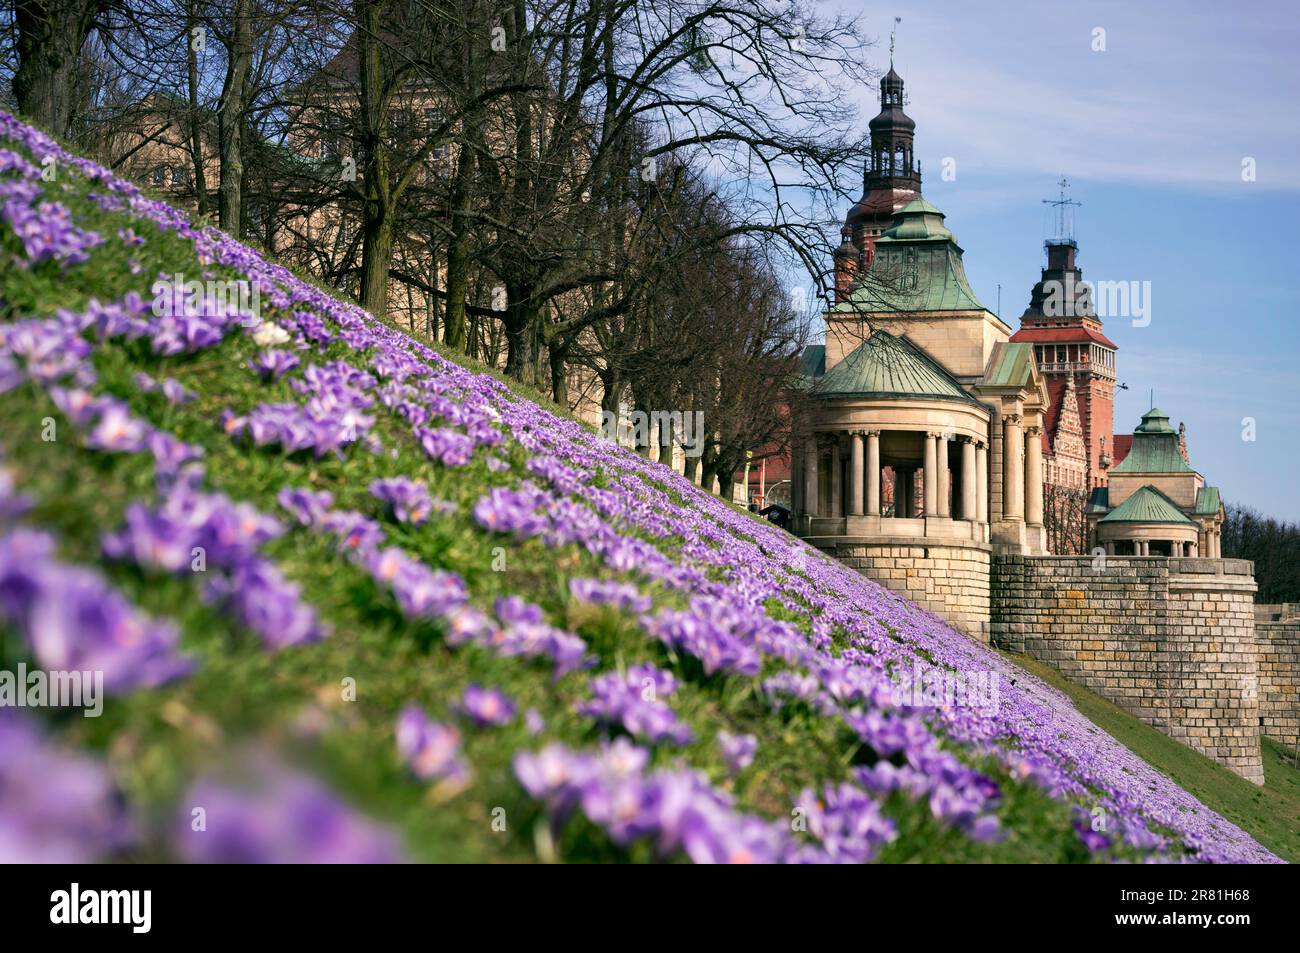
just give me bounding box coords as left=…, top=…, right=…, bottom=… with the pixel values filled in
left=0, top=112, right=1281, bottom=864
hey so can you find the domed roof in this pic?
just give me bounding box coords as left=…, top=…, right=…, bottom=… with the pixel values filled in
left=878, top=198, right=953, bottom=241
left=1134, top=407, right=1175, bottom=434
left=812, top=330, right=978, bottom=403
left=869, top=109, right=915, bottom=133
left=844, top=187, right=910, bottom=227
left=1099, top=485, right=1194, bottom=525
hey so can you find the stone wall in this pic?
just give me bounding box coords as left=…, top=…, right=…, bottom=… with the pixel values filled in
left=991, top=555, right=1265, bottom=784
left=1257, top=621, right=1300, bottom=752
left=810, top=537, right=990, bottom=640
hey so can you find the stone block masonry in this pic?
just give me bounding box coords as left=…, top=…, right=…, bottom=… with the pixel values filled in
left=991, top=555, right=1266, bottom=785
left=1257, top=621, right=1300, bottom=754
left=809, top=537, right=991, bottom=641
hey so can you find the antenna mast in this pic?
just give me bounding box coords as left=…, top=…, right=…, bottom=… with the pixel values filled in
left=1042, top=176, right=1082, bottom=244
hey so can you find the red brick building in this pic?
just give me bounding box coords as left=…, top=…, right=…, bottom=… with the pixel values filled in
left=1009, top=238, right=1117, bottom=491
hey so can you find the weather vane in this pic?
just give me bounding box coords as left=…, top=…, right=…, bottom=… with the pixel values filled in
left=1042, top=175, right=1081, bottom=242
left=890, top=17, right=901, bottom=65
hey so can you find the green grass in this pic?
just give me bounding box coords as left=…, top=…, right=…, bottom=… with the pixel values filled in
left=0, top=124, right=1283, bottom=864
left=999, top=649, right=1300, bottom=863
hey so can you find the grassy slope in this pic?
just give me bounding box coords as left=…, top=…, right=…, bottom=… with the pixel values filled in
left=0, top=126, right=1281, bottom=863
left=1002, top=650, right=1300, bottom=862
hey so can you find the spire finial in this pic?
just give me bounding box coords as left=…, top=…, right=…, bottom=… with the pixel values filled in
left=890, top=16, right=901, bottom=66
left=1041, top=175, right=1082, bottom=242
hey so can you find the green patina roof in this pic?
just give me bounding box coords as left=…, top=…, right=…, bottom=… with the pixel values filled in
left=811, top=330, right=979, bottom=404
left=1086, top=486, right=1110, bottom=514
left=1134, top=407, right=1175, bottom=434
left=878, top=198, right=953, bottom=240
left=983, top=342, right=1037, bottom=388
left=1099, top=485, right=1195, bottom=525
left=830, top=197, right=987, bottom=315
left=798, top=344, right=826, bottom=378
left=1111, top=409, right=1195, bottom=474
left=1195, top=486, right=1222, bottom=515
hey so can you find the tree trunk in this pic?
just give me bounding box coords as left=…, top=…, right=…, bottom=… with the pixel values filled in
left=658, top=417, right=673, bottom=472
left=503, top=294, right=538, bottom=383
left=185, top=2, right=208, bottom=216
left=548, top=339, right=569, bottom=408
left=683, top=454, right=699, bottom=484
left=600, top=372, right=623, bottom=415
left=12, top=0, right=100, bottom=138
left=360, top=212, right=393, bottom=319
left=355, top=0, right=393, bottom=319
left=443, top=145, right=472, bottom=350
left=217, top=0, right=253, bottom=235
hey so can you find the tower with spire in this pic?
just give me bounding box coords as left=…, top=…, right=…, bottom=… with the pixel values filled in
left=835, top=23, right=922, bottom=301
left=1009, top=178, right=1118, bottom=491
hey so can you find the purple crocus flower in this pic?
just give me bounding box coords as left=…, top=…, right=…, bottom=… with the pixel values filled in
left=84, top=402, right=149, bottom=452
left=161, top=378, right=195, bottom=405
left=277, top=487, right=333, bottom=527
left=396, top=705, right=469, bottom=783
left=418, top=427, right=475, bottom=466
left=249, top=349, right=300, bottom=382
left=460, top=685, right=516, bottom=727
left=0, top=711, right=135, bottom=862
left=369, top=476, right=439, bottom=525
left=174, top=763, right=404, bottom=863
left=718, top=732, right=757, bottom=774
left=14, top=556, right=195, bottom=692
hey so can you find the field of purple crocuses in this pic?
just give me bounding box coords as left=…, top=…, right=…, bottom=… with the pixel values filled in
left=0, top=111, right=1282, bottom=863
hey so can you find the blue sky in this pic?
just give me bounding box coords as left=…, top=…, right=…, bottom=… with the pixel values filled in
left=830, top=0, right=1300, bottom=518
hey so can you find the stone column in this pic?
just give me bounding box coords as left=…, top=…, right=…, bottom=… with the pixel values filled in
left=803, top=436, right=819, bottom=517
left=960, top=437, right=977, bottom=520
left=923, top=433, right=938, bottom=516
left=791, top=440, right=802, bottom=513
left=1002, top=414, right=1023, bottom=521
left=937, top=436, right=951, bottom=518
left=893, top=469, right=905, bottom=517
left=830, top=439, right=842, bottom=517
left=848, top=431, right=864, bottom=516
left=976, top=442, right=988, bottom=523
left=866, top=431, right=881, bottom=515
left=1025, top=424, right=1044, bottom=526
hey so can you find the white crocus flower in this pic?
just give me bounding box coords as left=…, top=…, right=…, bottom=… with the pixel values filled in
left=252, top=321, right=291, bottom=347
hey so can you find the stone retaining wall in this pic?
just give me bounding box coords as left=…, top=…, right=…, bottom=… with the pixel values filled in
left=1257, top=621, right=1300, bottom=753
left=991, top=555, right=1264, bottom=784
left=809, top=537, right=990, bottom=640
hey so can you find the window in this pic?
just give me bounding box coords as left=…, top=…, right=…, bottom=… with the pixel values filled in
left=171, top=166, right=188, bottom=188
left=150, top=166, right=167, bottom=187
left=424, top=109, right=451, bottom=162
left=321, top=114, right=346, bottom=159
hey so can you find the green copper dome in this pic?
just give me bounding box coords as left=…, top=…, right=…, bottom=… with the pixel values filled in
left=830, top=196, right=987, bottom=315
left=1134, top=408, right=1175, bottom=434
left=1099, top=485, right=1194, bottom=525
left=1111, top=409, right=1194, bottom=474
left=812, top=330, right=979, bottom=404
